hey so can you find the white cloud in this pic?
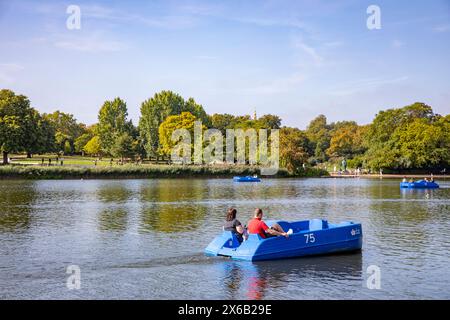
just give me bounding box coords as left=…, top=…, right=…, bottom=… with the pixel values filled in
left=293, top=38, right=324, bottom=66
left=53, top=32, right=126, bottom=53
left=392, top=40, right=405, bottom=48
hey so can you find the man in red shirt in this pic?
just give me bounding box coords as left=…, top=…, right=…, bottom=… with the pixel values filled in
left=247, top=208, right=289, bottom=239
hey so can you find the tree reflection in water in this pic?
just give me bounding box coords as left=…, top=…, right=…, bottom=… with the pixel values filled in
left=0, top=181, right=37, bottom=232
left=139, top=180, right=208, bottom=233
left=96, top=184, right=133, bottom=232
left=140, top=204, right=207, bottom=233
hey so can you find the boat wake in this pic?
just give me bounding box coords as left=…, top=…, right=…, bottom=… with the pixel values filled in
left=113, top=253, right=219, bottom=269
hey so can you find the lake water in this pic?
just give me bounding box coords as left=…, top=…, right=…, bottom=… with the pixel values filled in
left=0, top=178, right=449, bottom=299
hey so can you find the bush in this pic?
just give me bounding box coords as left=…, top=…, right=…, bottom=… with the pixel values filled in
left=0, top=164, right=304, bottom=179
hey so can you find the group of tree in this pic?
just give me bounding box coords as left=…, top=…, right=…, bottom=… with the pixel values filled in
left=298, top=102, right=450, bottom=172
left=1, top=88, right=449, bottom=172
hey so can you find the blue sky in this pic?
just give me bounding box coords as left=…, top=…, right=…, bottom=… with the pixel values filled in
left=1, top=0, right=449, bottom=128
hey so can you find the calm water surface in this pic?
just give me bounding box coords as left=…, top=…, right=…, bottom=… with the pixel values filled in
left=0, top=178, right=449, bottom=299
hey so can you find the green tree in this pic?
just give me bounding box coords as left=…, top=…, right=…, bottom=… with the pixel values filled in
left=139, top=91, right=210, bottom=157
left=75, top=133, right=93, bottom=154
left=210, top=113, right=236, bottom=134
left=74, top=124, right=97, bottom=154
left=110, top=132, right=136, bottom=161
left=279, top=127, right=309, bottom=173
left=97, top=97, right=133, bottom=155
left=83, top=136, right=101, bottom=156
left=364, top=102, right=436, bottom=170
left=139, top=91, right=186, bottom=157
left=392, top=118, right=450, bottom=168
left=258, top=114, right=282, bottom=129
left=158, top=112, right=206, bottom=157
left=44, top=111, right=86, bottom=154
left=305, top=115, right=331, bottom=163
left=327, top=123, right=368, bottom=159
left=0, top=90, right=36, bottom=164
left=184, top=97, right=211, bottom=127
left=25, top=110, right=56, bottom=157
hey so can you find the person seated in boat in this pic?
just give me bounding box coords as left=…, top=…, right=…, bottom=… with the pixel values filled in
left=223, top=208, right=245, bottom=243
left=424, top=178, right=429, bottom=182
left=247, top=208, right=289, bottom=239
left=409, top=178, right=415, bottom=183
left=402, top=176, right=407, bottom=183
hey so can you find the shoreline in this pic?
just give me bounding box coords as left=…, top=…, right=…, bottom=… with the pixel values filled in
left=0, top=164, right=328, bottom=180
left=328, top=173, right=448, bottom=179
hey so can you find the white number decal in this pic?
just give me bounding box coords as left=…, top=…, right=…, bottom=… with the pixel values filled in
left=304, top=233, right=315, bottom=243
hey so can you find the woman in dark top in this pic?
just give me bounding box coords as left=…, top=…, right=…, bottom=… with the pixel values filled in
left=223, top=208, right=245, bottom=243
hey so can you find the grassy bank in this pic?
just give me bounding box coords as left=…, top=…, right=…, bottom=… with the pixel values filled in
left=0, top=164, right=329, bottom=180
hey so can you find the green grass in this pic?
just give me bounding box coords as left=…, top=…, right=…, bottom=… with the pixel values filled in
left=10, top=155, right=115, bottom=166
left=3, top=154, right=329, bottom=179
left=0, top=164, right=328, bottom=180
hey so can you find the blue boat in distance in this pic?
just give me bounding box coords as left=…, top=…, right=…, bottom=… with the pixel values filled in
left=233, top=176, right=261, bottom=182
left=400, top=180, right=439, bottom=189
left=205, top=219, right=362, bottom=261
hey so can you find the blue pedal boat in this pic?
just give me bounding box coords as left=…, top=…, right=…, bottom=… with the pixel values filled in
left=205, top=219, right=362, bottom=261
left=400, top=180, right=439, bottom=189
left=233, top=176, right=261, bottom=182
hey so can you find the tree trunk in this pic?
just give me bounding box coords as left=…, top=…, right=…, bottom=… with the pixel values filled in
left=27, top=152, right=32, bottom=158
left=3, top=151, right=8, bottom=165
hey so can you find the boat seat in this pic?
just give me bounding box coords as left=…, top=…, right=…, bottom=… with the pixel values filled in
left=276, top=221, right=294, bottom=232
left=309, top=219, right=328, bottom=231
left=223, top=232, right=241, bottom=248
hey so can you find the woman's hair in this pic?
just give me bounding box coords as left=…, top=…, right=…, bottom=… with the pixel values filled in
left=254, top=208, right=263, bottom=217
left=226, top=208, right=237, bottom=221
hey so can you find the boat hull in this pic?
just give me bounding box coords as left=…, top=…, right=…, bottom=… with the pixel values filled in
left=400, top=181, right=439, bottom=189
left=205, top=219, right=363, bottom=261
left=233, top=176, right=261, bottom=182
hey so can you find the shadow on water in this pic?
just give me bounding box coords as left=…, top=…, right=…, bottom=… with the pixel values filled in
left=0, top=181, right=36, bottom=232
left=219, top=252, right=363, bottom=300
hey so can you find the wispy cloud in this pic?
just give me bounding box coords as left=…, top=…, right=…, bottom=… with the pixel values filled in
left=292, top=38, right=324, bottom=66
left=392, top=40, right=405, bottom=48
left=0, top=63, right=25, bottom=84
left=330, top=76, right=409, bottom=96
left=433, top=24, right=450, bottom=33
left=232, top=16, right=305, bottom=29
left=81, top=4, right=197, bottom=29
left=54, top=32, right=126, bottom=52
